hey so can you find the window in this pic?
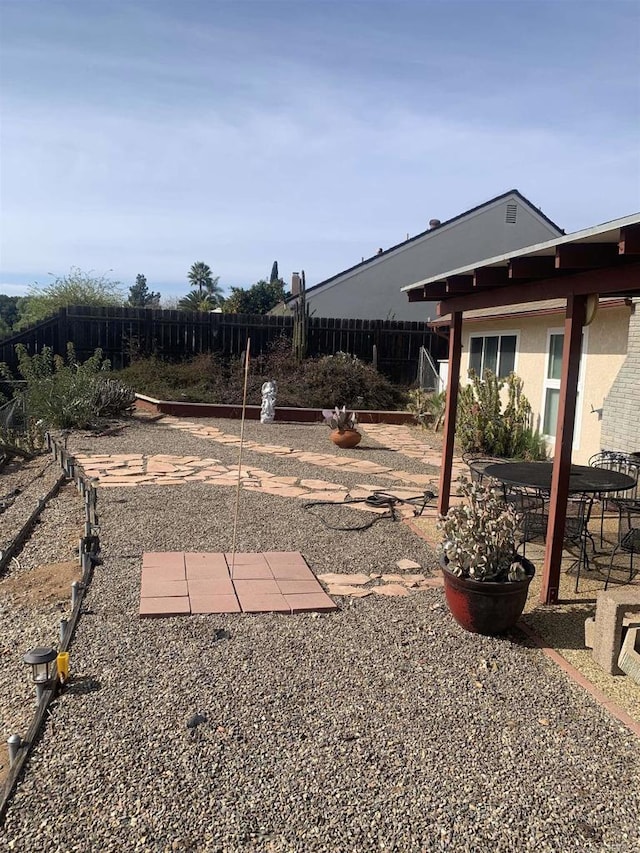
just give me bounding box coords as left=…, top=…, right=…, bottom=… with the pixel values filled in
left=468, top=333, right=517, bottom=378
left=541, top=328, right=587, bottom=445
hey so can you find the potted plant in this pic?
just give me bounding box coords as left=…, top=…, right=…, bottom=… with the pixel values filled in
left=322, top=406, right=361, bottom=449
left=437, top=476, right=535, bottom=635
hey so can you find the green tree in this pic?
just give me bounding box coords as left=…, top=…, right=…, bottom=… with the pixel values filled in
left=128, top=274, right=160, bottom=307
left=0, top=295, right=23, bottom=333
left=270, top=260, right=279, bottom=283
left=222, top=278, right=286, bottom=314
left=187, top=261, right=223, bottom=303
left=16, top=268, right=124, bottom=329
left=178, top=290, right=221, bottom=312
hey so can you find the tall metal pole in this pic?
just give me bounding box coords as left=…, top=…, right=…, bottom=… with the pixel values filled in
left=230, top=338, right=251, bottom=579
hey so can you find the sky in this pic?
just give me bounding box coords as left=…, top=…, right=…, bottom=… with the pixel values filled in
left=1, top=0, right=639, bottom=301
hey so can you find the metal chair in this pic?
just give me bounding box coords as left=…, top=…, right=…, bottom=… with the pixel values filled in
left=605, top=499, right=640, bottom=589
left=512, top=487, right=548, bottom=558
left=564, top=494, right=596, bottom=592
left=589, top=451, right=640, bottom=545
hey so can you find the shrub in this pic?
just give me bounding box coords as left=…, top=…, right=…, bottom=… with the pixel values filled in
left=457, top=369, right=546, bottom=460
left=117, top=344, right=408, bottom=411
left=11, top=343, right=135, bottom=430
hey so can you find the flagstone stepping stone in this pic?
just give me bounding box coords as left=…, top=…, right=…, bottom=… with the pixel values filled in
left=318, top=573, right=370, bottom=586
left=326, top=585, right=372, bottom=598
left=372, top=584, right=410, bottom=597
left=396, top=558, right=422, bottom=570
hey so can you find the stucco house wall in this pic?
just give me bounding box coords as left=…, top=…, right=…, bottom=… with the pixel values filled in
left=460, top=301, right=631, bottom=464
left=276, top=191, right=562, bottom=322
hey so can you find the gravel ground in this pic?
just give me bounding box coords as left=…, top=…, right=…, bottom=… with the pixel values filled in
left=2, top=418, right=640, bottom=852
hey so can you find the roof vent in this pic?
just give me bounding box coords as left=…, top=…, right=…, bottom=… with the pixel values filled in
left=429, top=218, right=441, bottom=229
left=505, top=203, right=517, bottom=224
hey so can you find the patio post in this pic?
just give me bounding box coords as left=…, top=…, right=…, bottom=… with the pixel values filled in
left=438, top=310, right=462, bottom=515
left=540, top=294, right=587, bottom=604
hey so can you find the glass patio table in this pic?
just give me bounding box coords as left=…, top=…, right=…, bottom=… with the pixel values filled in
left=483, top=461, right=637, bottom=495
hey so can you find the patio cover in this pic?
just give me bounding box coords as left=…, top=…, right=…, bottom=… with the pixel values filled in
left=402, top=213, right=640, bottom=604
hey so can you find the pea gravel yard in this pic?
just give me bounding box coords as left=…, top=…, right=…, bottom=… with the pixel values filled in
left=1, top=417, right=639, bottom=853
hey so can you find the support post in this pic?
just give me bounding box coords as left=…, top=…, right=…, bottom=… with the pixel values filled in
left=438, top=311, right=463, bottom=515
left=540, top=294, right=586, bottom=604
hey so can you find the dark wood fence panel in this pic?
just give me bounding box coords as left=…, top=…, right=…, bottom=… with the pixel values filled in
left=0, top=307, right=447, bottom=385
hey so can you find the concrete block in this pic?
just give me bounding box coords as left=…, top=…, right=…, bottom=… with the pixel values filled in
left=618, top=627, right=640, bottom=685
left=584, top=616, right=595, bottom=649
left=592, top=587, right=640, bottom=675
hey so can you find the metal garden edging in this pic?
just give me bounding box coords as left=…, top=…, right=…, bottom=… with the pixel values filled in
left=0, top=433, right=101, bottom=823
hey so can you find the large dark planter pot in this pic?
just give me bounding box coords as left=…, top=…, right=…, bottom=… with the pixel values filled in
left=330, top=429, right=362, bottom=449
left=441, top=559, right=535, bottom=635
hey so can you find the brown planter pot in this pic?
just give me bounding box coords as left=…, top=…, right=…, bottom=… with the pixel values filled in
left=441, top=560, right=534, bottom=635
left=330, top=429, right=362, bottom=449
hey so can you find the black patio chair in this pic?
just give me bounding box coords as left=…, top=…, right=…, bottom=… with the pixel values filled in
left=564, top=493, right=595, bottom=593
left=604, top=499, right=640, bottom=590
left=589, top=451, right=640, bottom=546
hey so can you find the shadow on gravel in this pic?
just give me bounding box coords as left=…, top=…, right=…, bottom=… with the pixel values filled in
left=65, top=676, right=102, bottom=695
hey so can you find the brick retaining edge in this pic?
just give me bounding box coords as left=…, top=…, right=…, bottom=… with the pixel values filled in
left=134, top=394, right=416, bottom=425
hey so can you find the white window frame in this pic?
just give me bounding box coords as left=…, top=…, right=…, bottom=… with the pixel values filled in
left=540, top=326, right=588, bottom=448
left=467, top=330, right=519, bottom=379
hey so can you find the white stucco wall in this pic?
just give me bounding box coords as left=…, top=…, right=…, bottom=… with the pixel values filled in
left=460, top=303, right=631, bottom=464
left=305, top=194, right=561, bottom=321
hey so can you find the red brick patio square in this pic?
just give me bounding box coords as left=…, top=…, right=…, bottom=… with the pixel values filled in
left=284, top=592, right=337, bottom=613
left=185, top=563, right=231, bottom=581
left=275, top=579, right=324, bottom=594
left=234, top=578, right=281, bottom=596
left=237, top=593, right=292, bottom=613
left=143, top=552, right=186, bottom=569
left=228, top=563, right=274, bottom=580
left=141, top=564, right=187, bottom=581
left=139, top=596, right=191, bottom=617
left=141, top=579, right=189, bottom=598
left=190, top=594, right=241, bottom=614
left=188, top=577, right=235, bottom=596
left=268, top=564, right=315, bottom=580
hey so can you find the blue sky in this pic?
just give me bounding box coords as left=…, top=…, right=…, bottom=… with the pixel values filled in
left=1, top=0, right=639, bottom=300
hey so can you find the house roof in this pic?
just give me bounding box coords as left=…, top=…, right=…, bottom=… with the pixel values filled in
left=403, top=213, right=640, bottom=316
left=283, top=189, right=563, bottom=304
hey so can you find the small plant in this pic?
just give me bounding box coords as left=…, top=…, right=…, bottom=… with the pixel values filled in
left=322, top=405, right=358, bottom=432
left=437, top=476, right=534, bottom=582
left=407, top=388, right=446, bottom=431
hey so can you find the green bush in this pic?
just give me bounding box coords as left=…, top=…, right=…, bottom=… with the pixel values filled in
left=11, top=343, right=136, bottom=430
left=457, top=369, right=547, bottom=460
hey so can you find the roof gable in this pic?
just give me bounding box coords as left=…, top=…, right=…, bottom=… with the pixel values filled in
left=296, top=189, right=563, bottom=301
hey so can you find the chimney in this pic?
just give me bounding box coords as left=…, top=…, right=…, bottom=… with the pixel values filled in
left=291, top=272, right=301, bottom=297
left=429, top=218, right=442, bottom=229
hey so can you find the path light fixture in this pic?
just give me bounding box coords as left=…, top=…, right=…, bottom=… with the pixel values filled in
left=23, top=646, right=58, bottom=705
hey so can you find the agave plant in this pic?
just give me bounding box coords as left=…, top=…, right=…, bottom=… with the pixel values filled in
left=322, top=405, right=358, bottom=432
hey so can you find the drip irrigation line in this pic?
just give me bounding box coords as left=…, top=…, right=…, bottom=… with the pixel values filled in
left=303, top=490, right=435, bottom=532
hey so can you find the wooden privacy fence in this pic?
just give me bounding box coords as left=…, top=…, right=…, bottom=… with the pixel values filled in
left=0, top=306, right=447, bottom=385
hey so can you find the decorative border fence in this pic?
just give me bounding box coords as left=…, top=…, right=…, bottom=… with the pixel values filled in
left=0, top=307, right=447, bottom=385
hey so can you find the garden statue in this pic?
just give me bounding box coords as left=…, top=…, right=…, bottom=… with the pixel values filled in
left=260, top=380, right=277, bottom=424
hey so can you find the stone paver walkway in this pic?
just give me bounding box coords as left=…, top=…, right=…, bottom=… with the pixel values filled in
left=74, top=419, right=466, bottom=522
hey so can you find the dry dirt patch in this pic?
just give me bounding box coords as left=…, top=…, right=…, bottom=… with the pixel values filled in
left=0, top=560, right=82, bottom=610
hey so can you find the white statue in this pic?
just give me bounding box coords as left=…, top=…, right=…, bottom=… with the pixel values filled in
left=260, top=380, right=277, bottom=424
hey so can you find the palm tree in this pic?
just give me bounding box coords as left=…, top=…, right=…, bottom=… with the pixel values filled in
left=178, top=290, right=221, bottom=312
left=188, top=262, right=223, bottom=302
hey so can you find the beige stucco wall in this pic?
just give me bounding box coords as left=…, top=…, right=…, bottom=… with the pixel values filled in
left=460, top=303, right=630, bottom=464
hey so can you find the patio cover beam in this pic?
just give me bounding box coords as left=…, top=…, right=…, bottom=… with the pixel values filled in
left=437, top=263, right=640, bottom=316
left=620, top=223, right=640, bottom=255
